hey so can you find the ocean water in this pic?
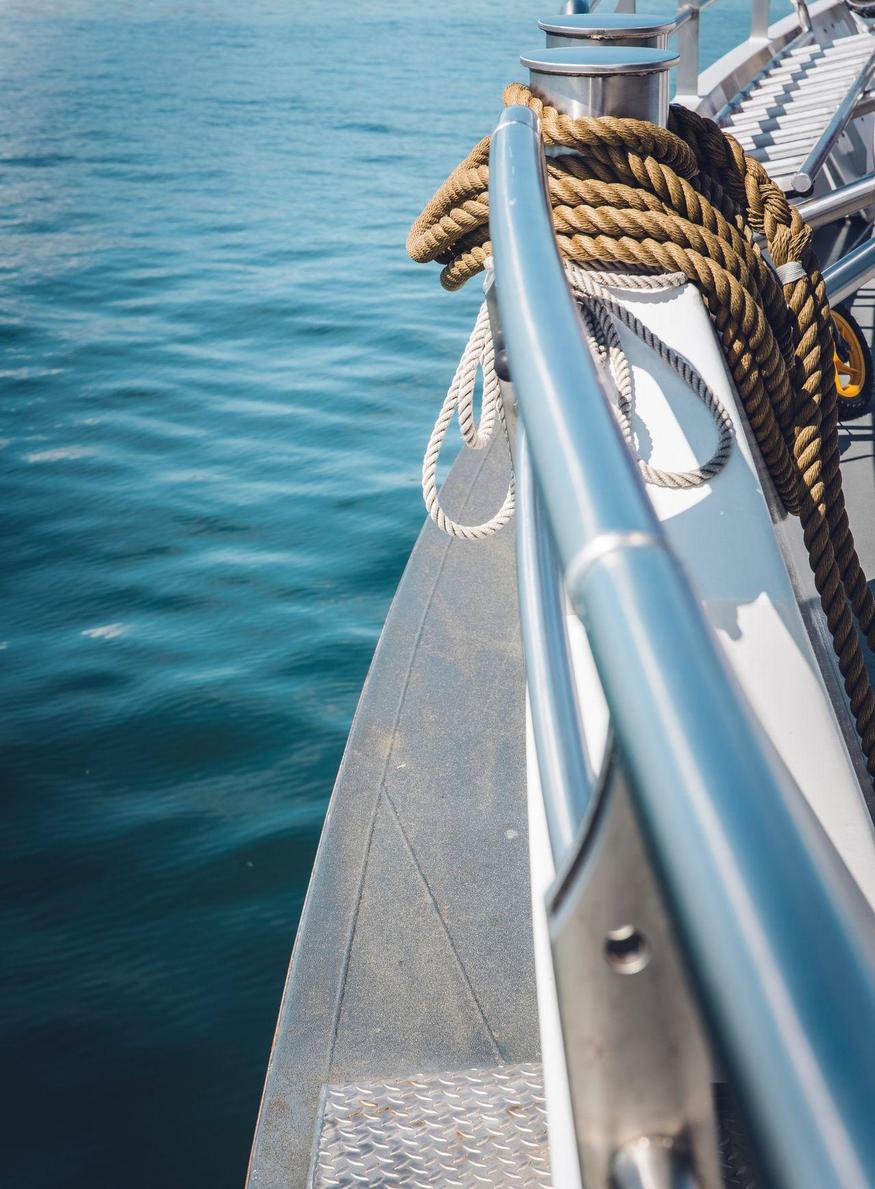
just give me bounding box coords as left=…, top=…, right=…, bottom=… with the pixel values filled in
left=0, top=2, right=789, bottom=1185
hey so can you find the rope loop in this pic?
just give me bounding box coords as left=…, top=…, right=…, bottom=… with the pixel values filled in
left=421, top=303, right=515, bottom=540
left=407, top=84, right=875, bottom=783
left=567, top=264, right=734, bottom=490
left=503, top=82, right=700, bottom=179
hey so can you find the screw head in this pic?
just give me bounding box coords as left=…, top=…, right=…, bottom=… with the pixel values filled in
left=604, top=924, right=650, bottom=974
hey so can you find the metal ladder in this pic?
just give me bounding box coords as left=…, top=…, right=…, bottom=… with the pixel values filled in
left=718, top=31, right=875, bottom=192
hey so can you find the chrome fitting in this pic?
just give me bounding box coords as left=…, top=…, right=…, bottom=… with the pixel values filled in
left=520, top=46, right=678, bottom=124
left=539, top=12, right=676, bottom=51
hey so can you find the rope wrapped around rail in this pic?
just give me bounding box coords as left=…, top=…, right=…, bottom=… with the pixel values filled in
left=408, top=83, right=875, bottom=783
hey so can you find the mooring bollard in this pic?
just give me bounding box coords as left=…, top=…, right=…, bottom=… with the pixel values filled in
left=520, top=45, right=678, bottom=124
left=539, top=12, right=676, bottom=51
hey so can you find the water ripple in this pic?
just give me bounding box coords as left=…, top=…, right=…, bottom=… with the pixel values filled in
left=0, top=1, right=789, bottom=1186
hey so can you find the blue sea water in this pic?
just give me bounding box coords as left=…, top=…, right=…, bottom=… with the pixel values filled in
left=0, top=2, right=790, bottom=1185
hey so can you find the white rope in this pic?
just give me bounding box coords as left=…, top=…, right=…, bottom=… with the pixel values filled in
left=421, top=302, right=514, bottom=539
left=567, top=264, right=734, bottom=490
left=422, top=268, right=734, bottom=539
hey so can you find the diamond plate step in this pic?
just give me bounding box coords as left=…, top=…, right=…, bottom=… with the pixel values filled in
left=312, top=1062, right=552, bottom=1187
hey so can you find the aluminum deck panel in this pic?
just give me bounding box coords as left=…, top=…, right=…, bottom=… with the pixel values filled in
left=312, top=1063, right=551, bottom=1188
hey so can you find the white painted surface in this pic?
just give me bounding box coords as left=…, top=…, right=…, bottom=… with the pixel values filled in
left=579, top=278, right=875, bottom=910
left=526, top=277, right=875, bottom=1179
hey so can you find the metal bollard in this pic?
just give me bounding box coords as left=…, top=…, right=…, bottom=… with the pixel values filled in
left=540, top=12, right=676, bottom=51
left=520, top=46, right=678, bottom=125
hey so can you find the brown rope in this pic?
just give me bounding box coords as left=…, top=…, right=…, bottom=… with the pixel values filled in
left=407, top=84, right=875, bottom=781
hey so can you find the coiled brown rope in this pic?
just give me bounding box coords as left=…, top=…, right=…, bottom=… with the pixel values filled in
left=408, top=83, right=875, bottom=781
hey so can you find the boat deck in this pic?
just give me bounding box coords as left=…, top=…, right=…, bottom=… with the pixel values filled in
left=248, top=26, right=875, bottom=1183
left=247, top=432, right=537, bottom=1186
left=248, top=278, right=875, bottom=1187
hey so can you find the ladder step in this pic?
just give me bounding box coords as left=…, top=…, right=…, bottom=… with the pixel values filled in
left=718, top=31, right=875, bottom=192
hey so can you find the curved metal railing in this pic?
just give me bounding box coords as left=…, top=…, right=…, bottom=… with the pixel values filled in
left=491, top=103, right=875, bottom=1189
left=516, top=433, right=594, bottom=855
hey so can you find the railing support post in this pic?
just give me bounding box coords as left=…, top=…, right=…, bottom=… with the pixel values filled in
left=751, top=0, right=770, bottom=40
left=675, top=0, right=701, bottom=103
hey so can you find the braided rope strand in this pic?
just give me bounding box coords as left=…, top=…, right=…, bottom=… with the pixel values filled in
left=568, top=264, right=734, bottom=489
left=421, top=302, right=515, bottom=540
left=408, top=87, right=875, bottom=781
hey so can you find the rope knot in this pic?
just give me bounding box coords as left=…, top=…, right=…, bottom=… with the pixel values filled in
left=421, top=303, right=515, bottom=540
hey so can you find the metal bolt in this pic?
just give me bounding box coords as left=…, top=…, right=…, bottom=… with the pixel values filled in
left=604, top=924, right=650, bottom=974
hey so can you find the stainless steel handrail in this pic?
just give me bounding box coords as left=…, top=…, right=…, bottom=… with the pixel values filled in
left=824, top=235, right=875, bottom=304
left=854, top=89, right=875, bottom=120
left=672, top=0, right=721, bottom=26
left=491, top=103, right=875, bottom=1189
left=791, top=47, right=875, bottom=193
left=796, top=169, right=875, bottom=227
left=595, top=0, right=775, bottom=102
left=517, top=433, right=594, bottom=857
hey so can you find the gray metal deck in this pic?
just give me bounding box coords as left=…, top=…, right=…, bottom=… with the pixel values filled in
left=247, top=431, right=537, bottom=1187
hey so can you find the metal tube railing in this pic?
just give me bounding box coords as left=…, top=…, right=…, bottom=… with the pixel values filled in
left=824, top=235, right=875, bottom=304
left=673, top=0, right=752, bottom=29
left=490, top=115, right=658, bottom=566
left=790, top=47, right=875, bottom=193
left=516, top=433, right=594, bottom=857
left=854, top=90, right=875, bottom=119
left=491, top=103, right=875, bottom=1189
left=796, top=170, right=875, bottom=228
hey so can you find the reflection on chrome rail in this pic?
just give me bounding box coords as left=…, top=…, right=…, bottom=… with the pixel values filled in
left=490, top=102, right=875, bottom=1189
